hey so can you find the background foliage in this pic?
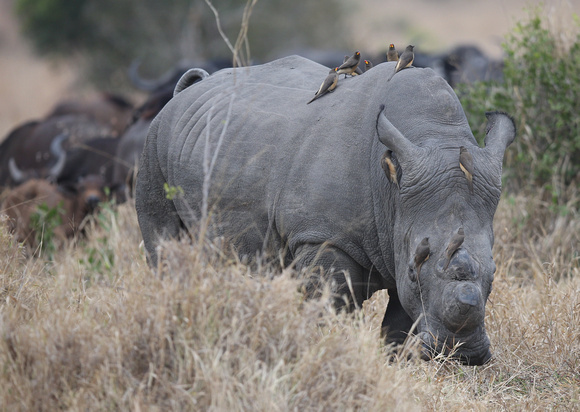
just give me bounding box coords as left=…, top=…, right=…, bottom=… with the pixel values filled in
left=458, top=10, right=580, bottom=200
left=15, top=0, right=350, bottom=89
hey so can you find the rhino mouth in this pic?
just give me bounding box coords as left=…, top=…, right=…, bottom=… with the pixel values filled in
left=417, top=328, right=492, bottom=366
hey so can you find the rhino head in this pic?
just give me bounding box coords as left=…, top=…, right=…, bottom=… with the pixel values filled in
left=377, top=108, right=516, bottom=365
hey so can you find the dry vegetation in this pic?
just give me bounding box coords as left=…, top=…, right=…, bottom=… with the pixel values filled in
left=0, top=185, right=578, bottom=410
left=1, top=1, right=578, bottom=409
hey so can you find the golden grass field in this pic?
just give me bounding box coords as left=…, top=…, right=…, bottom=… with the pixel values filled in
left=0, top=187, right=578, bottom=410
left=1, top=0, right=579, bottom=410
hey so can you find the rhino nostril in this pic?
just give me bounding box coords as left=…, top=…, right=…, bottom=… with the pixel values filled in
left=457, top=283, right=480, bottom=307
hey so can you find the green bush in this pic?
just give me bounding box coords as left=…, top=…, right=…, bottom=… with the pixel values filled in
left=29, top=201, right=65, bottom=259
left=458, top=11, right=580, bottom=199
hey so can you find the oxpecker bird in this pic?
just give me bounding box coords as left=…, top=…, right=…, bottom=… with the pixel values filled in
left=364, top=59, right=374, bottom=71
left=459, top=146, right=474, bottom=194
left=388, top=45, right=414, bottom=81
left=443, top=228, right=465, bottom=270
left=307, top=67, right=339, bottom=105
left=337, top=51, right=361, bottom=78
left=412, top=237, right=430, bottom=281
left=380, top=150, right=398, bottom=187
left=386, top=43, right=399, bottom=62
left=344, top=55, right=363, bottom=75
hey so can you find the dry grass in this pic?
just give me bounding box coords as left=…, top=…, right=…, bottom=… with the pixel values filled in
left=0, top=187, right=578, bottom=411
left=1, top=1, right=578, bottom=409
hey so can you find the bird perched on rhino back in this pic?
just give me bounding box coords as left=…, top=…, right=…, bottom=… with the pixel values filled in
left=386, top=43, right=399, bottom=62
left=307, top=67, right=339, bottom=104
left=337, top=51, right=361, bottom=78
left=364, top=60, right=374, bottom=72
left=388, top=45, right=415, bottom=81
left=344, top=55, right=363, bottom=75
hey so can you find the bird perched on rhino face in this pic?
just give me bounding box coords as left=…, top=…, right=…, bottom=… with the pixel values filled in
left=307, top=67, right=339, bottom=105
left=380, top=150, right=398, bottom=187
left=444, top=227, right=465, bottom=270
left=386, top=43, right=399, bottom=62
left=459, top=146, right=474, bottom=194
left=412, top=237, right=430, bottom=281
left=337, top=51, right=361, bottom=78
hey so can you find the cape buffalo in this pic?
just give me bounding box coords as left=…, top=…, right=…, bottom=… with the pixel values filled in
left=0, top=114, right=118, bottom=188
left=135, top=56, right=515, bottom=365
left=46, top=93, right=134, bottom=137
left=1, top=175, right=107, bottom=250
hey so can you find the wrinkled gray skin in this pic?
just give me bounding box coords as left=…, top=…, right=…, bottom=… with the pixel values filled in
left=136, top=56, right=515, bottom=365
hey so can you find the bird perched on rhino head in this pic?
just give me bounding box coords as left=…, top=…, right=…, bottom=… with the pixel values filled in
left=380, top=150, right=398, bottom=187
left=386, top=43, right=399, bottom=62
left=412, top=237, right=430, bottom=281
left=307, top=67, right=339, bottom=105
left=444, top=227, right=465, bottom=270
left=337, top=51, right=361, bottom=78
left=388, top=45, right=415, bottom=81
left=459, top=146, right=474, bottom=194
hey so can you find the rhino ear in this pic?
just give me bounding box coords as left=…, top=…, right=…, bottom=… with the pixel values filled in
left=174, top=68, right=210, bottom=97
left=483, top=111, right=516, bottom=157
left=376, top=105, right=424, bottom=168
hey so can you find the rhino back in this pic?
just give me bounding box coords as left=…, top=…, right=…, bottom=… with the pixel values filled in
left=147, top=55, right=475, bottom=269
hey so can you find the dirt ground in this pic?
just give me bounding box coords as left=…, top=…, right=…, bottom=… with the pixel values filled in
left=1, top=0, right=578, bottom=139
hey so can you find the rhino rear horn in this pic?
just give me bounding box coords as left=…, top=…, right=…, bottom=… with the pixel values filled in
left=483, top=111, right=516, bottom=156
left=376, top=106, right=425, bottom=170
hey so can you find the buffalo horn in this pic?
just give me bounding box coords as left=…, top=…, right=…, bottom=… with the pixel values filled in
left=48, top=133, right=68, bottom=181
left=8, top=157, right=25, bottom=183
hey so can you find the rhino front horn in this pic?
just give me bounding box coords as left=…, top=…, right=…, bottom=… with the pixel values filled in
left=376, top=107, right=426, bottom=172
left=442, top=282, right=484, bottom=333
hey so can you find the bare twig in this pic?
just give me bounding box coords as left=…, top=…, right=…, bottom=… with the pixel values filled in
left=203, top=0, right=259, bottom=67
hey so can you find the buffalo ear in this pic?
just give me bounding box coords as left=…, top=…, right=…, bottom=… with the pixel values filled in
left=483, top=111, right=516, bottom=156
left=376, top=106, right=425, bottom=170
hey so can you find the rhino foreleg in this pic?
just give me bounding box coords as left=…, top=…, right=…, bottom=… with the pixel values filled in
left=381, top=290, right=414, bottom=345
left=293, top=243, right=372, bottom=310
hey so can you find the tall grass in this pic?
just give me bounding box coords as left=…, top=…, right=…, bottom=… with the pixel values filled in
left=0, top=186, right=578, bottom=410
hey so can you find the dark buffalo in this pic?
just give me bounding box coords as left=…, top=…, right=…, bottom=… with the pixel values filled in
left=1, top=175, right=107, bottom=250
left=46, top=93, right=134, bottom=137
left=0, top=114, right=118, bottom=188
left=56, top=137, right=121, bottom=188
left=136, top=56, right=515, bottom=365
